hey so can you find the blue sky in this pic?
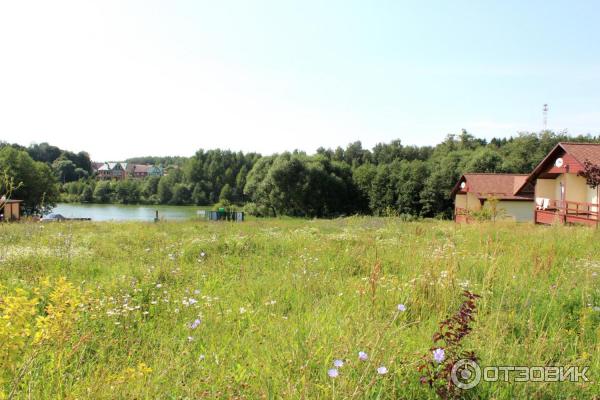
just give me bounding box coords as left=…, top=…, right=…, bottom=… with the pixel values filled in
left=1, top=0, right=599, bottom=160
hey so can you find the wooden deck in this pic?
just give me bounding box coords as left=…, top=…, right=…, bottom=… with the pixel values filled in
left=535, top=200, right=599, bottom=227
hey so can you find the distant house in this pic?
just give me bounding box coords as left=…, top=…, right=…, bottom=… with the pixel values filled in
left=147, top=165, right=164, bottom=177
left=127, top=164, right=149, bottom=178
left=451, top=173, right=534, bottom=222
left=517, top=142, right=600, bottom=226
left=93, top=162, right=164, bottom=180
left=1, top=198, right=22, bottom=221
left=96, top=162, right=127, bottom=180
left=91, top=162, right=104, bottom=172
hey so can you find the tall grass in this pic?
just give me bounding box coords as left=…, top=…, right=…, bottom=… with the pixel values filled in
left=0, top=218, right=598, bottom=398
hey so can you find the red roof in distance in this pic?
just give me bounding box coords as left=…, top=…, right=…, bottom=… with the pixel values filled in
left=451, top=173, right=534, bottom=201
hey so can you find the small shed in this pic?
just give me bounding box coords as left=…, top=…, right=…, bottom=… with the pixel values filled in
left=1, top=199, right=23, bottom=221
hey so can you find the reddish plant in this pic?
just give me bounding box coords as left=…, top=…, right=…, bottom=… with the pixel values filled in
left=578, top=159, right=600, bottom=188
left=418, top=290, right=481, bottom=399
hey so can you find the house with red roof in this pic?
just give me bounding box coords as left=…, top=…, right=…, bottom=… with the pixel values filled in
left=517, top=142, right=600, bottom=226
left=453, top=142, right=600, bottom=225
left=451, top=173, right=534, bottom=222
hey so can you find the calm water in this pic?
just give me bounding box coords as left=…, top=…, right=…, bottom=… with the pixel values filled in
left=52, top=203, right=204, bottom=222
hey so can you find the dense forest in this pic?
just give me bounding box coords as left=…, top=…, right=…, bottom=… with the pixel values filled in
left=2, top=130, right=599, bottom=217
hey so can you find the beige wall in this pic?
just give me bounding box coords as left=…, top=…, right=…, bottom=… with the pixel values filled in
left=537, top=175, right=588, bottom=201
left=455, top=193, right=481, bottom=211
left=565, top=174, right=588, bottom=203
left=497, top=201, right=534, bottom=222
left=536, top=174, right=599, bottom=210
left=466, top=193, right=481, bottom=210
left=455, top=194, right=466, bottom=209
left=536, top=179, right=555, bottom=199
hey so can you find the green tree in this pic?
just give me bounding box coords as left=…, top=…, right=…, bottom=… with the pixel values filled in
left=93, top=181, right=112, bottom=203
left=80, top=185, right=93, bottom=202
left=52, top=158, right=78, bottom=183
left=466, top=148, right=503, bottom=173
left=157, top=177, right=173, bottom=204
left=171, top=183, right=191, bottom=205
left=219, top=183, right=233, bottom=203
left=191, top=184, right=209, bottom=205
left=142, top=176, right=160, bottom=198
left=0, top=146, right=59, bottom=214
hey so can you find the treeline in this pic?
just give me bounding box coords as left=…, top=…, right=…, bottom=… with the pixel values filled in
left=242, top=131, right=597, bottom=218
left=2, top=131, right=600, bottom=217
left=0, top=142, right=93, bottom=213
left=1, top=142, right=93, bottom=183
left=124, top=156, right=188, bottom=167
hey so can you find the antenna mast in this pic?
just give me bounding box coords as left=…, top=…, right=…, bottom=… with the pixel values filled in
left=543, top=104, right=549, bottom=130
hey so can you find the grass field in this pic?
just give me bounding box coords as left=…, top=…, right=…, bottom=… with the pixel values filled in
left=0, top=218, right=598, bottom=399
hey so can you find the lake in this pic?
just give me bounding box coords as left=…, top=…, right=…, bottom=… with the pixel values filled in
left=52, top=203, right=205, bottom=222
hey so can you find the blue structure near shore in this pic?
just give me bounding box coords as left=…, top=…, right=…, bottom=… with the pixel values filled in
left=197, top=209, right=244, bottom=222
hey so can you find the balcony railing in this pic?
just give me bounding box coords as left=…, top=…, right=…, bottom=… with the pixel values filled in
left=535, top=199, right=599, bottom=226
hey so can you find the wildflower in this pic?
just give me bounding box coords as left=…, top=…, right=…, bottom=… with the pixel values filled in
left=397, top=304, right=406, bottom=312
left=200, top=251, right=206, bottom=258
left=199, top=354, right=205, bottom=361
left=188, top=298, right=198, bottom=305
left=156, top=283, right=162, bottom=288
left=433, top=348, right=445, bottom=363
left=358, top=351, right=368, bottom=361
left=377, top=366, right=388, bottom=375
left=187, top=336, right=194, bottom=342
left=333, top=359, right=344, bottom=368
left=327, top=368, right=339, bottom=378
left=194, top=289, right=201, bottom=295
left=239, top=307, right=247, bottom=314
left=189, top=319, right=201, bottom=329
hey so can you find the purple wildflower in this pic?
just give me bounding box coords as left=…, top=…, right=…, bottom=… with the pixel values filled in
left=358, top=351, right=368, bottom=361
left=377, top=366, right=388, bottom=375
left=189, top=319, right=201, bottom=329
left=328, top=368, right=339, bottom=378
left=397, top=304, right=406, bottom=312
left=433, top=348, right=445, bottom=363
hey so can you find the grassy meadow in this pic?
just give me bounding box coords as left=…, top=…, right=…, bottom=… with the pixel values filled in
left=0, top=218, right=599, bottom=399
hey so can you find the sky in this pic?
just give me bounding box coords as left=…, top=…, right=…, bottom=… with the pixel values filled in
left=1, top=0, right=599, bottom=161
